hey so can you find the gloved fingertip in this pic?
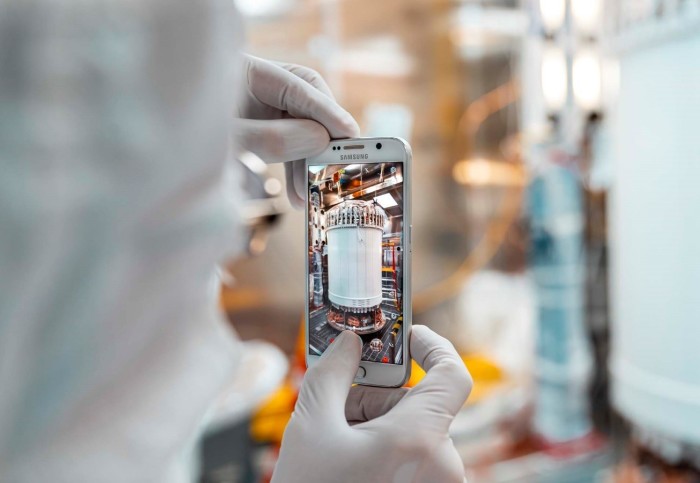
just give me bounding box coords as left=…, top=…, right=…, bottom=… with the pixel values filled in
left=335, top=330, right=362, bottom=352
left=350, top=121, right=361, bottom=137
left=408, top=325, right=473, bottom=409
left=321, top=330, right=361, bottom=363
left=300, top=330, right=362, bottom=415
left=293, top=122, right=330, bottom=159
left=337, top=115, right=361, bottom=139
left=312, top=330, right=362, bottom=393
left=324, top=110, right=360, bottom=140
left=409, top=325, right=457, bottom=367
left=409, top=324, right=430, bottom=342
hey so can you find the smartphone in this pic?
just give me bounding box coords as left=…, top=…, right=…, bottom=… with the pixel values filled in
left=305, top=137, right=412, bottom=387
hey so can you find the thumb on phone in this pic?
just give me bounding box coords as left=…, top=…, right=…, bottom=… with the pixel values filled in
left=294, top=330, right=362, bottom=423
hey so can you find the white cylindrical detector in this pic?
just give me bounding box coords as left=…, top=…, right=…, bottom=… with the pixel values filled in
left=326, top=200, right=387, bottom=333
left=610, top=33, right=700, bottom=446
left=327, top=200, right=385, bottom=311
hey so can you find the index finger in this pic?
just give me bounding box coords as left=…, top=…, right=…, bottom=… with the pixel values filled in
left=246, top=55, right=360, bottom=139
left=393, top=325, right=472, bottom=424
left=276, top=61, right=336, bottom=100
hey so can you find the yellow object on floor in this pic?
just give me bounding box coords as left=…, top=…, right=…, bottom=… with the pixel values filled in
left=250, top=381, right=297, bottom=444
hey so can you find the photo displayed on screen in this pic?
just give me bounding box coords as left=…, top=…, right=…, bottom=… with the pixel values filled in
left=308, top=162, right=405, bottom=365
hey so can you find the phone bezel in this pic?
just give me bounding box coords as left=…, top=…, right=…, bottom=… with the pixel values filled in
left=305, top=137, right=412, bottom=388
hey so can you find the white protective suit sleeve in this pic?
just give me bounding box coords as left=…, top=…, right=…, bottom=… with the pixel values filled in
left=272, top=326, right=472, bottom=483
left=0, top=2, right=247, bottom=481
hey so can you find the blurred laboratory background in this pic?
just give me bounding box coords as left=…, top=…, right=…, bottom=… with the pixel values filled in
left=207, top=0, right=700, bottom=482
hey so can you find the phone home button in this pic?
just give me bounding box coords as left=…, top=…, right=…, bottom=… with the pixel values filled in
left=355, top=367, right=366, bottom=379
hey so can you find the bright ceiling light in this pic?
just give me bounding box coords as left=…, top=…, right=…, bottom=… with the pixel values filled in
left=235, top=0, right=291, bottom=17
left=375, top=193, right=398, bottom=208
left=309, top=165, right=325, bottom=174
left=572, top=0, right=602, bottom=35
left=450, top=5, right=528, bottom=59
left=573, top=49, right=602, bottom=111
left=602, top=57, right=620, bottom=107
left=452, top=159, right=526, bottom=187
left=344, top=164, right=361, bottom=171
left=541, top=44, right=568, bottom=112
left=539, top=0, right=566, bottom=33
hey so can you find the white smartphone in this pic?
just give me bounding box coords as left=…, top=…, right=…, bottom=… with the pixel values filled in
left=305, top=137, right=412, bottom=387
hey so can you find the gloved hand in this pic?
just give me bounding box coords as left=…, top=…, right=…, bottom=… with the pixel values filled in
left=235, top=54, right=360, bottom=208
left=272, top=326, right=473, bottom=483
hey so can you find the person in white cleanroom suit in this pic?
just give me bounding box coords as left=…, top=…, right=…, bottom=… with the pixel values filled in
left=0, top=1, right=472, bottom=482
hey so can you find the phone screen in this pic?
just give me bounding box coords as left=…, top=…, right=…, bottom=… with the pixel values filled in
left=308, top=162, right=405, bottom=365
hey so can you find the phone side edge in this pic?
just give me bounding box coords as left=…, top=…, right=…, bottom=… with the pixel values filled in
left=402, top=138, right=412, bottom=387
left=304, top=157, right=310, bottom=369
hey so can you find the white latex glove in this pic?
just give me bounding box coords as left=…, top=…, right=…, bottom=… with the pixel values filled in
left=235, top=54, right=360, bottom=208
left=272, top=326, right=473, bottom=483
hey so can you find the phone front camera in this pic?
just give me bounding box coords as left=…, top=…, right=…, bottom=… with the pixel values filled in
left=376, top=143, right=382, bottom=150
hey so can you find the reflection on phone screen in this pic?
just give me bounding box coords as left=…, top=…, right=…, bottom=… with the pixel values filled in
left=308, top=162, right=405, bottom=364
